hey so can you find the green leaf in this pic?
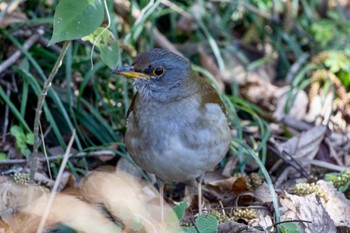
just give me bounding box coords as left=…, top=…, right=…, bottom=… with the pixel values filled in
left=26, top=133, right=34, bottom=145
left=21, top=148, right=31, bottom=157
left=338, top=71, right=350, bottom=88
left=82, top=27, right=119, bottom=68
left=311, top=20, right=334, bottom=48
left=325, top=173, right=338, bottom=182
left=183, top=214, right=218, bottom=233
left=172, top=201, right=188, bottom=220
left=324, top=51, right=350, bottom=73
left=10, top=125, right=24, bottom=138
left=0, top=153, right=8, bottom=160
left=339, top=182, right=350, bottom=192
left=17, top=138, right=26, bottom=147
left=100, top=40, right=119, bottom=69
left=49, top=0, right=104, bottom=46
left=279, top=222, right=300, bottom=233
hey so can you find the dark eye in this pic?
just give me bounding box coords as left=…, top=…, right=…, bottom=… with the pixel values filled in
left=152, top=67, right=165, bottom=76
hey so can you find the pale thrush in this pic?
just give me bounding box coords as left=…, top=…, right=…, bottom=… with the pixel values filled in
left=113, top=48, right=231, bottom=217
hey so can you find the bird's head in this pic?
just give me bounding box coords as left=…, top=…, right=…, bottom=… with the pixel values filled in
left=112, top=49, right=195, bottom=102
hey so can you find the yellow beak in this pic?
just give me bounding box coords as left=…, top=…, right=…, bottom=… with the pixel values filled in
left=112, top=66, right=150, bottom=79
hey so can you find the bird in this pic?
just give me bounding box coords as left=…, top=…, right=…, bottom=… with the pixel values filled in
left=112, top=48, right=231, bottom=218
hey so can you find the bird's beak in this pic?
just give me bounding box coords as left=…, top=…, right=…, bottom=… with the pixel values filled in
left=112, top=66, right=150, bottom=79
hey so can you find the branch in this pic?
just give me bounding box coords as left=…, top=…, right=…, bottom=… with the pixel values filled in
left=29, top=41, right=71, bottom=181
left=0, top=150, right=115, bottom=165
left=0, top=31, right=42, bottom=74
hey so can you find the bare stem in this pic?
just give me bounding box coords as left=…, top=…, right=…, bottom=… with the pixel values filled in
left=29, top=41, right=71, bottom=181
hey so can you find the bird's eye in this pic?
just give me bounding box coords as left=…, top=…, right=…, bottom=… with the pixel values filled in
left=152, top=67, right=165, bottom=76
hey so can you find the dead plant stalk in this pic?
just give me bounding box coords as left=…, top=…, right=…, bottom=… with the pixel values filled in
left=30, top=41, right=71, bottom=181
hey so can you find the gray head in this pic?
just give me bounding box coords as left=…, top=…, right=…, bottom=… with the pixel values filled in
left=113, top=49, right=195, bottom=103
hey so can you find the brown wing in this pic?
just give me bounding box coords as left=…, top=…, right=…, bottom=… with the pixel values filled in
left=196, top=75, right=226, bottom=113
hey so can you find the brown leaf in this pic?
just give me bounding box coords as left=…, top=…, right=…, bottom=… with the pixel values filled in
left=206, top=176, right=250, bottom=196
left=231, top=177, right=251, bottom=194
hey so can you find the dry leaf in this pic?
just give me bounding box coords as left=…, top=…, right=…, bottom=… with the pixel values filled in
left=317, top=180, right=350, bottom=228
left=207, top=176, right=250, bottom=195
left=0, top=172, right=181, bottom=233
left=80, top=171, right=178, bottom=232
left=19, top=194, right=121, bottom=233
left=280, top=191, right=336, bottom=233
left=273, top=87, right=308, bottom=121
left=277, top=126, right=327, bottom=160
left=304, top=93, right=333, bottom=124
left=0, top=176, right=47, bottom=218
left=253, top=182, right=273, bottom=203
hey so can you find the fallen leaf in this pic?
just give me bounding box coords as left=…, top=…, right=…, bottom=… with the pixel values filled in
left=277, top=126, right=328, bottom=160
left=280, top=191, right=336, bottom=233
left=273, top=87, right=308, bottom=121
left=317, top=180, right=350, bottom=228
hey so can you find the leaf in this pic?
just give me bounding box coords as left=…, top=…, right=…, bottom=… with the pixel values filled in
left=338, top=182, right=350, bottom=193
left=21, top=148, right=31, bottom=157
left=279, top=222, right=300, bottom=233
left=324, top=51, right=350, bottom=73
left=100, top=40, right=119, bottom=69
left=172, top=201, right=188, bottom=220
left=338, top=71, right=350, bottom=88
left=26, top=133, right=34, bottom=145
left=311, top=20, right=334, bottom=48
left=82, top=27, right=119, bottom=68
left=183, top=214, right=218, bottom=233
left=10, top=125, right=23, bottom=138
left=49, top=0, right=104, bottom=46
left=0, top=152, right=8, bottom=160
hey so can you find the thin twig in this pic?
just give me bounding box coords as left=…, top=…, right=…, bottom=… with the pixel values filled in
left=36, top=130, right=76, bottom=233
left=38, top=37, right=62, bottom=54
left=0, top=150, right=116, bottom=165
left=240, top=2, right=274, bottom=21
left=189, top=217, right=200, bottom=233
left=30, top=41, right=71, bottom=181
left=160, top=0, right=192, bottom=19
left=39, top=122, right=52, bottom=179
left=0, top=32, right=42, bottom=74
left=304, top=159, right=346, bottom=172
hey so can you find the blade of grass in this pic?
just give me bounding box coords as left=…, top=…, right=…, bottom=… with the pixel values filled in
left=195, top=16, right=226, bottom=76
left=0, top=85, right=31, bottom=133
left=80, top=98, right=119, bottom=142
left=231, top=138, right=280, bottom=232
left=15, top=67, right=66, bottom=148
left=2, top=29, right=82, bottom=150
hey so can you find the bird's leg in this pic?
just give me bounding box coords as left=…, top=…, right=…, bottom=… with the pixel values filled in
left=196, top=176, right=204, bottom=215
left=156, top=178, right=165, bottom=221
